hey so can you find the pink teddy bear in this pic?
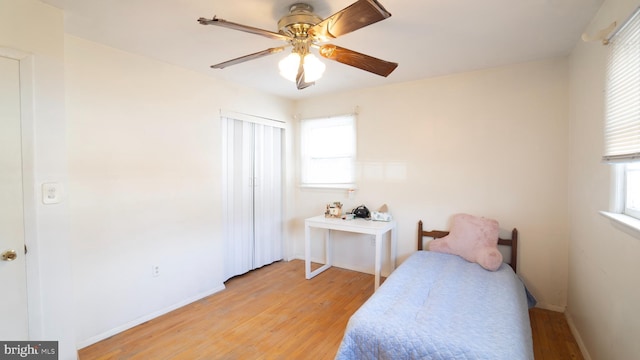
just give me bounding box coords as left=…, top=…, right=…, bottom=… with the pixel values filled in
left=429, top=213, right=503, bottom=271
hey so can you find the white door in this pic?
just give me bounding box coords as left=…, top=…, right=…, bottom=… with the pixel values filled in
left=0, top=55, right=29, bottom=339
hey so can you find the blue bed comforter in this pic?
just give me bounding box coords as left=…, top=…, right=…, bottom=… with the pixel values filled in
left=335, top=251, right=534, bottom=360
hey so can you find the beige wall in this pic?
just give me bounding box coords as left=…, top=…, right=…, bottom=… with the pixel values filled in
left=65, top=35, right=294, bottom=346
left=567, top=0, right=640, bottom=359
left=294, top=58, right=570, bottom=310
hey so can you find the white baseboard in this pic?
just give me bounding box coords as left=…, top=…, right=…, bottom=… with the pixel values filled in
left=534, top=302, right=566, bottom=313
left=565, top=310, right=592, bottom=360
left=76, top=284, right=226, bottom=349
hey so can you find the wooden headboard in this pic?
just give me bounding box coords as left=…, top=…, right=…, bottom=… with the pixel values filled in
left=417, top=220, right=519, bottom=273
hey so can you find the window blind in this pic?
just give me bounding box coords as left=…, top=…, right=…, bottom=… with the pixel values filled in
left=604, top=7, right=640, bottom=163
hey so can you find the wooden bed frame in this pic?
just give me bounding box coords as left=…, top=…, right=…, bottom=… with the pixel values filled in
left=417, top=220, right=519, bottom=273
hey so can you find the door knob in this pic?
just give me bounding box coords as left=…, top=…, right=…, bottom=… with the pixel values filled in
left=1, top=249, right=17, bottom=261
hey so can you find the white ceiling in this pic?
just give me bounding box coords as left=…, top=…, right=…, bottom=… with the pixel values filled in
left=40, top=0, right=603, bottom=100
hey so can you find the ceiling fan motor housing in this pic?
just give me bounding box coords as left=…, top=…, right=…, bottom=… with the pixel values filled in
left=278, top=3, right=322, bottom=39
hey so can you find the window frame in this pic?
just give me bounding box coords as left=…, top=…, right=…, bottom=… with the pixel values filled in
left=624, top=162, right=640, bottom=219
left=299, top=114, right=357, bottom=189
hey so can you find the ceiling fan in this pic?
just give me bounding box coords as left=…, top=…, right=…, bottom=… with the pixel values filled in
left=197, top=0, right=398, bottom=90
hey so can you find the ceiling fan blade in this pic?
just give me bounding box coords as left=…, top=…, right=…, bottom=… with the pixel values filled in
left=309, top=0, right=391, bottom=41
left=211, top=47, right=287, bottom=69
left=198, top=17, right=291, bottom=42
left=296, top=56, right=315, bottom=90
left=318, top=44, right=397, bottom=77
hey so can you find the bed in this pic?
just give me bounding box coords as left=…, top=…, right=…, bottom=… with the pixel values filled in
left=335, top=218, right=534, bottom=360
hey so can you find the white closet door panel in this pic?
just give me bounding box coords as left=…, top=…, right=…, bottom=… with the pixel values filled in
left=221, top=118, right=233, bottom=280
left=269, top=126, right=283, bottom=264
left=222, top=118, right=254, bottom=280
left=253, top=124, right=284, bottom=268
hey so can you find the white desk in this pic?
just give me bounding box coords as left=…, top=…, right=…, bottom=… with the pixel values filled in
left=304, top=215, right=397, bottom=291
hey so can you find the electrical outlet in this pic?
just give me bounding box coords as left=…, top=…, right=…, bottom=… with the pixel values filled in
left=152, top=265, right=160, bottom=277
left=42, top=182, right=62, bottom=204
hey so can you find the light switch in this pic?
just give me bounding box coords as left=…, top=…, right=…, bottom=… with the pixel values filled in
left=42, top=182, right=62, bottom=204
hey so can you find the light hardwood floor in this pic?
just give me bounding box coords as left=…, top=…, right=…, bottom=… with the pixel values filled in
left=529, top=307, right=584, bottom=360
left=79, top=260, right=583, bottom=359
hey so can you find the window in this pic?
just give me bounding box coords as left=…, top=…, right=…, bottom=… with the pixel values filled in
left=300, top=114, right=356, bottom=188
left=604, top=7, right=640, bottom=221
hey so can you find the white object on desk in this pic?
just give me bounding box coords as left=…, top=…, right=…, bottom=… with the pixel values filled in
left=304, top=215, right=397, bottom=291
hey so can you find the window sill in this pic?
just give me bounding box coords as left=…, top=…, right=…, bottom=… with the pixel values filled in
left=599, top=211, right=640, bottom=239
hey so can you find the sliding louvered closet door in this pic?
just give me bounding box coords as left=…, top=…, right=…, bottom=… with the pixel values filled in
left=221, top=115, right=284, bottom=281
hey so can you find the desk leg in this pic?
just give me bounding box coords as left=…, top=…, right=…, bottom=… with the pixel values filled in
left=374, top=233, right=382, bottom=291
left=306, top=226, right=333, bottom=280
left=391, top=227, right=397, bottom=271
left=326, top=229, right=333, bottom=268
left=305, top=223, right=311, bottom=279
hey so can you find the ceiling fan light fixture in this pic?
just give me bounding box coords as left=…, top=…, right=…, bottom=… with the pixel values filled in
left=278, top=53, right=301, bottom=82
left=302, top=53, right=326, bottom=82
left=278, top=52, right=326, bottom=83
